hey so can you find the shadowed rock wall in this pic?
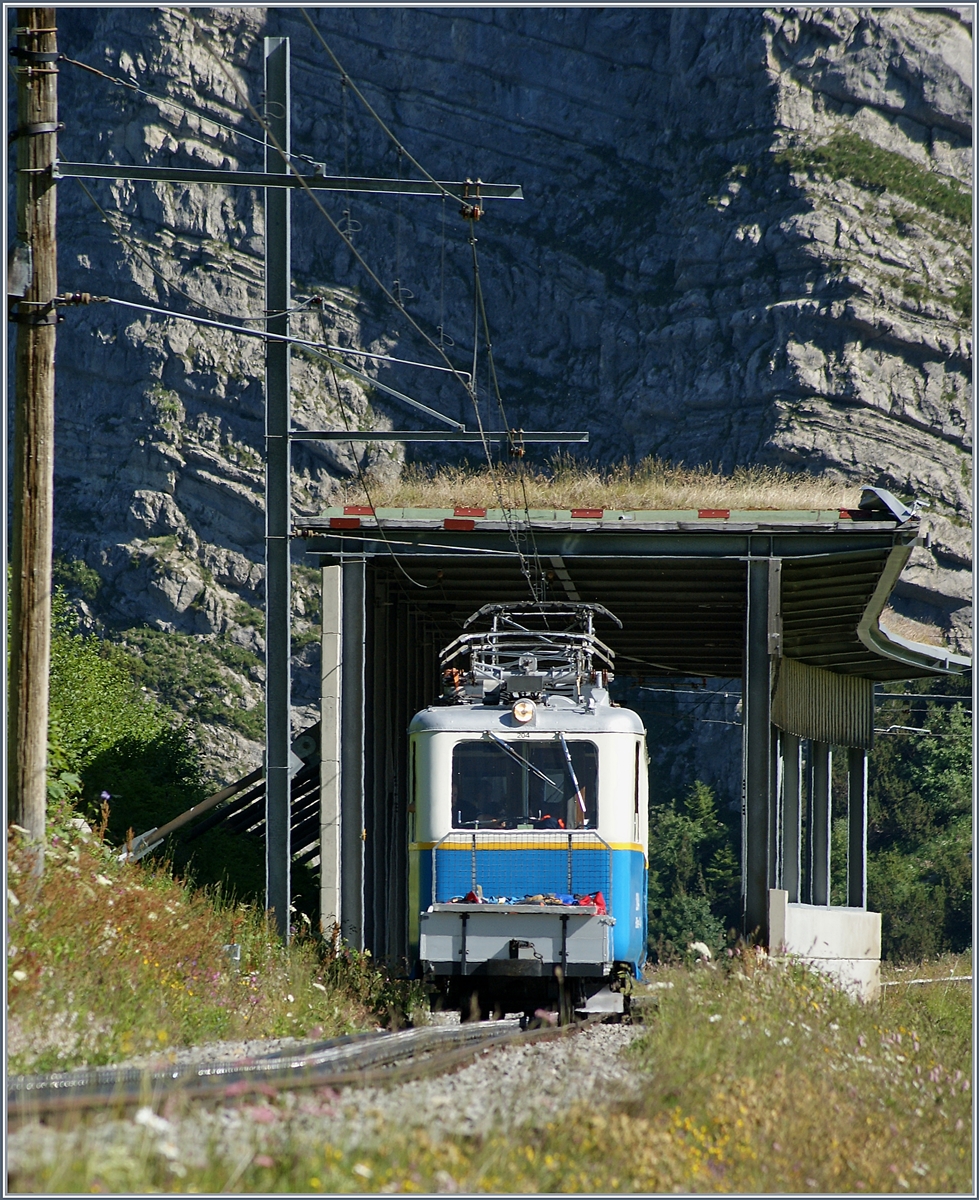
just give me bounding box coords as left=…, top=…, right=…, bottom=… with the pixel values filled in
left=26, top=6, right=972, bottom=774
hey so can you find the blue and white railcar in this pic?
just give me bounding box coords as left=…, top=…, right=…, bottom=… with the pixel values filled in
left=408, top=603, right=648, bottom=1020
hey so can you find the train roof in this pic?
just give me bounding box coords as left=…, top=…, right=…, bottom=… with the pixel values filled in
left=409, top=701, right=645, bottom=736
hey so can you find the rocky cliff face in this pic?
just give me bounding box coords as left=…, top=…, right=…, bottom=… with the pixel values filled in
left=33, top=6, right=972, bottom=777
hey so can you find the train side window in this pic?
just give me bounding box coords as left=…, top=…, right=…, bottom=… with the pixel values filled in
left=451, top=740, right=598, bottom=830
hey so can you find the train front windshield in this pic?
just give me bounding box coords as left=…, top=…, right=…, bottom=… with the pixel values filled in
left=451, top=739, right=598, bottom=830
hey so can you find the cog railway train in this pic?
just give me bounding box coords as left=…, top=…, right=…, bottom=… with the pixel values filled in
left=408, top=602, right=648, bottom=1021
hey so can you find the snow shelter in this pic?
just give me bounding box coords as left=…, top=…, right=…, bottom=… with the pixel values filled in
left=300, top=487, right=968, bottom=999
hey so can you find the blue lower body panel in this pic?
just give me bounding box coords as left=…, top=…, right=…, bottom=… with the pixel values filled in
left=609, top=849, right=647, bottom=972
left=411, top=845, right=647, bottom=976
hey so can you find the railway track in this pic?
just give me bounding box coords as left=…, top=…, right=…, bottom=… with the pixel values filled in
left=8, top=1015, right=603, bottom=1124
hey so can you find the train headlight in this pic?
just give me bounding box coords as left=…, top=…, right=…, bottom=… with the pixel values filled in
left=512, top=698, right=536, bottom=724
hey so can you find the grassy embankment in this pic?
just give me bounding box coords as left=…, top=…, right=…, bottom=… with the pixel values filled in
left=9, top=929, right=971, bottom=1192
left=7, top=807, right=422, bottom=1077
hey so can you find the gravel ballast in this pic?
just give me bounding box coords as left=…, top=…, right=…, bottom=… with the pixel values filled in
left=8, top=1023, right=644, bottom=1180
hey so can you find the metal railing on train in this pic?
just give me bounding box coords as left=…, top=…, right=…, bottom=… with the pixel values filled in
left=431, top=830, right=612, bottom=904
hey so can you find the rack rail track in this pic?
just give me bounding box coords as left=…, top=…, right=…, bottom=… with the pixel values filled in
left=9, top=1016, right=603, bottom=1123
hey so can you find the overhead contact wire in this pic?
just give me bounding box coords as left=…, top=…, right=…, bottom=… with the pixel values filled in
left=326, top=356, right=428, bottom=590
left=297, top=8, right=468, bottom=206
left=183, top=8, right=476, bottom=406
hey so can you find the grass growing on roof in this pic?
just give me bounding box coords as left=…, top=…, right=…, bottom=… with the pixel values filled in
left=338, top=457, right=861, bottom=512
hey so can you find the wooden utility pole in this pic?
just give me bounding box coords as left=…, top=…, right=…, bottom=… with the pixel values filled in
left=8, top=8, right=58, bottom=866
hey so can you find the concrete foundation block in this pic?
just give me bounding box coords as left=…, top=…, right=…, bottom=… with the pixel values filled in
left=769, top=888, right=881, bottom=1001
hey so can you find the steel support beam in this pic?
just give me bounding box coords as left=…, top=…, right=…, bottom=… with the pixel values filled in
left=810, top=741, right=832, bottom=906
left=847, top=747, right=868, bottom=908
left=304, top=531, right=907, bottom=560
left=54, top=160, right=523, bottom=199
left=742, top=558, right=772, bottom=941
left=290, top=431, right=589, bottom=443
left=340, top=557, right=366, bottom=949
left=320, top=564, right=342, bottom=937
left=264, top=36, right=292, bottom=939
left=780, top=732, right=802, bottom=903
left=769, top=733, right=781, bottom=890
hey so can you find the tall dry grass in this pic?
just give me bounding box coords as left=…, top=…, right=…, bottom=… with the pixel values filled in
left=338, top=457, right=862, bottom=512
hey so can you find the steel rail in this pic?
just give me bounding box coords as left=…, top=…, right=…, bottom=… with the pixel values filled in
left=8, top=1015, right=602, bottom=1122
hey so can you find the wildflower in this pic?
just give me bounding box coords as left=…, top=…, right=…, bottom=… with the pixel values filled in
left=353, top=1163, right=373, bottom=1179
left=7, top=889, right=20, bottom=908
left=254, top=1155, right=275, bottom=1168
left=312, top=981, right=327, bottom=992
left=708, top=1014, right=722, bottom=1023
left=287, top=993, right=295, bottom=1003
left=95, top=874, right=112, bottom=887
left=12, top=970, right=27, bottom=983
left=147, top=912, right=158, bottom=921
left=135, top=1106, right=172, bottom=1134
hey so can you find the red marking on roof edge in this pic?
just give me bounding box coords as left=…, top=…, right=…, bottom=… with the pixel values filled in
left=571, top=508, right=603, bottom=518
left=344, top=504, right=374, bottom=515
left=454, top=507, right=487, bottom=518
left=698, top=509, right=730, bottom=519
left=330, top=517, right=361, bottom=530
left=444, top=517, right=476, bottom=532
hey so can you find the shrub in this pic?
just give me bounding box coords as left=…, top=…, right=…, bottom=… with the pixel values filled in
left=647, top=780, right=740, bottom=958
left=868, top=690, right=972, bottom=960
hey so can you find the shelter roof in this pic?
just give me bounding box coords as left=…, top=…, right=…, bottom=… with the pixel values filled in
left=300, top=491, right=969, bottom=683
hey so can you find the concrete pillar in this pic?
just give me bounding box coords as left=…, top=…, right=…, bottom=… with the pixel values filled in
left=810, top=741, right=832, bottom=906
left=340, top=557, right=366, bottom=949
left=742, top=559, right=772, bottom=941
left=320, top=564, right=342, bottom=937
left=847, top=747, right=868, bottom=909
left=780, top=732, right=802, bottom=902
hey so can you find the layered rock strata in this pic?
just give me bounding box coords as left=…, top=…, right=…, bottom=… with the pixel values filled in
left=31, top=6, right=972, bottom=775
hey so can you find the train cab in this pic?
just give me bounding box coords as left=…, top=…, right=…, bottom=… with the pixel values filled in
left=407, top=602, right=648, bottom=1020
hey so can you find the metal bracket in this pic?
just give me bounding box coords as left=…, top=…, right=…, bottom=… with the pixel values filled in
left=8, top=120, right=64, bottom=143
left=8, top=310, right=60, bottom=325
left=9, top=48, right=60, bottom=64
left=767, top=559, right=783, bottom=656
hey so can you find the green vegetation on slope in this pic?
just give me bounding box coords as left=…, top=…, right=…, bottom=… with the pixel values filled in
left=7, top=809, right=423, bottom=1075
left=646, top=780, right=741, bottom=958
left=115, top=626, right=265, bottom=742
left=778, top=131, right=972, bottom=225
left=46, top=592, right=301, bottom=911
